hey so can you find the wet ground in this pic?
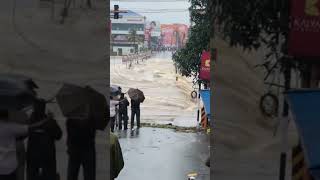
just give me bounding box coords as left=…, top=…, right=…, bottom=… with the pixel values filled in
left=114, top=127, right=210, bottom=180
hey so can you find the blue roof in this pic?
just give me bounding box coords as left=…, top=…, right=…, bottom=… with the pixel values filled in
left=200, top=90, right=210, bottom=119
left=285, top=89, right=320, bottom=180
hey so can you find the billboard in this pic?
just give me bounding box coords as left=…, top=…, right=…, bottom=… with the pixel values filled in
left=199, top=51, right=211, bottom=81
left=145, top=21, right=161, bottom=45
left=288, top=0, right=320, bottom=57
left=161, top=25, right=175, bottom=46
left=160, top=24, right=189, bottom=47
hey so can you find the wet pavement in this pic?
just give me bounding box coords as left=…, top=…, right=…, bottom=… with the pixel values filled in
left=114, top=127, right=210, bottom=180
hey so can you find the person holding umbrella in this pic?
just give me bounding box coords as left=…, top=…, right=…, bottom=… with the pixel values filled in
left=65, top=104, right=96, bottom=180
left=130, top=98, right=141, bottom=130
left=127, top=88, right=145, bottom=130
left=56, top=84, right=108, bottom=180
left=0, top=74, right=46, bottom=180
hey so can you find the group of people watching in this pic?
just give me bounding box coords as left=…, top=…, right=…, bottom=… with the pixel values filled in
left=0, top=98, right=62, bottom=180
left=0, top=90, right=124, bottom=180
left=110, top=93, right=141, bottom=132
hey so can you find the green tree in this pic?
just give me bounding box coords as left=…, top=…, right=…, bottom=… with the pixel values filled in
left=128, top=29, right=144, bottom=53
left=172, top=0, right=211, bottom=79
left=209, top=0, right=303, bottom=74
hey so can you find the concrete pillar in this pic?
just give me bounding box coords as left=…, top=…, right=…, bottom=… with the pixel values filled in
left=310, top=64, right=320, bottom=88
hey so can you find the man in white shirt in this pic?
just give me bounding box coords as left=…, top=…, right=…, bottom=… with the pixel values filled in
left=0, top=110, right=48, bottom=180
left=0, top=110, right=29, bottom=180
left=110, top=96, right=119, bottom=132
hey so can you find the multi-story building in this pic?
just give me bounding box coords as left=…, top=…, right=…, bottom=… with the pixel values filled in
left=111, top=10, right=146, bottom=56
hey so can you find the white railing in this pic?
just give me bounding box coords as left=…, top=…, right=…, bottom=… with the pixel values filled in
left=121, top=51, right=152, bottom=68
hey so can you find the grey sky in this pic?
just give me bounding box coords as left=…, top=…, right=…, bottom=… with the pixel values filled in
left=110, top=0, right=191, bottom=25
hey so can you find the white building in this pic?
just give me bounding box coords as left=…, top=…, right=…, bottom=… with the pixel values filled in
left=111, top=10, right=146, bottom=56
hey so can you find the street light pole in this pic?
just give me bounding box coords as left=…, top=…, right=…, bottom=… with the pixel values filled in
left=197, top=81, right=201, bottom=122
left=278, top=0, right=290, bottom=179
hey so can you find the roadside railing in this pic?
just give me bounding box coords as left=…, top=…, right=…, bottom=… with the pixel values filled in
left=121, top=51, right=152, bottom=68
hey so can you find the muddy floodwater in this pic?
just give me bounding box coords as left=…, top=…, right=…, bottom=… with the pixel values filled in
left=111, top=53, right=210, bottom=180
left=111, top=52, right=198, bottom=127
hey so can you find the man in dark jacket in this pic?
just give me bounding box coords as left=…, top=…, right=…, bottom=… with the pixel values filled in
left=27, top=98, right=62, bottom=180
left=66, top=105, right=96, bottom=180
left=118, top=93, right=129, bottom=130
left=130, top=99, right=141, bottom=130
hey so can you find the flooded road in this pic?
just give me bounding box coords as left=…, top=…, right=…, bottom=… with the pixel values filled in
left=111, top=52, right=198, bottom=126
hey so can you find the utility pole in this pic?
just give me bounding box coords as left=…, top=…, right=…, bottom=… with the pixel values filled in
left=113, top=5, right=119, bottom=19
left=197, top=80, right=201, bottom=122
left=279, top=0, right=291, bottom=179
left=110, top=5, right=128, bottom=55
left=111, top=5, right=128, bottom=19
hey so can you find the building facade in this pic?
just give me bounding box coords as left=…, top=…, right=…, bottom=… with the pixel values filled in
left=160, top=24, right=189, bottom=49
left=111, top=10, right=146, bottom=56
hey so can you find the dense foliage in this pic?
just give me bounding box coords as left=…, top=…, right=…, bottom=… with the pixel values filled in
left=172, top=0, right=211, bottom=78
left=209, top=0, right=301, bottom=74
left=174, top=0, right=300, bottom=80
left=128, top=29, right=144, bottom=53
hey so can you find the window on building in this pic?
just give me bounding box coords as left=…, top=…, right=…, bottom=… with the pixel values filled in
left=112, top=23, right=144, bottom=31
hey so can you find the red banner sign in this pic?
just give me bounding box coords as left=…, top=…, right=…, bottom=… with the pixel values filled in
left=199, top=51, right=211, bottom=81
left=288, top=0, right=320, bottom=57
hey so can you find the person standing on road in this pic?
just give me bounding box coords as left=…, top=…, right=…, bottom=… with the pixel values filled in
left=0, top=110, right=48, bottom=180
left=118, top=93, right=129, bottom=130
left=66, top=105, right=96, bottom=180
left=110, top=96, right=119, bottom=132
left=130, top=98, right=141, bottom=130
left=26, top=99, right=62, bottom=180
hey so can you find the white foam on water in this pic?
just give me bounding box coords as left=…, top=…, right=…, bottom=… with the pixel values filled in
left=111, top=52, right=198, bottom=127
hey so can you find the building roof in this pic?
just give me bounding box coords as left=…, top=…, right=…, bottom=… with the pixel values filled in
left=124, top=10, right=143, bottom=17
left=111, top=9, right=144, bottom=18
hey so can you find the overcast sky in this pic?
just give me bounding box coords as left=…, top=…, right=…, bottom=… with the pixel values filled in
left=110, top=0, right=191, bottom=25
